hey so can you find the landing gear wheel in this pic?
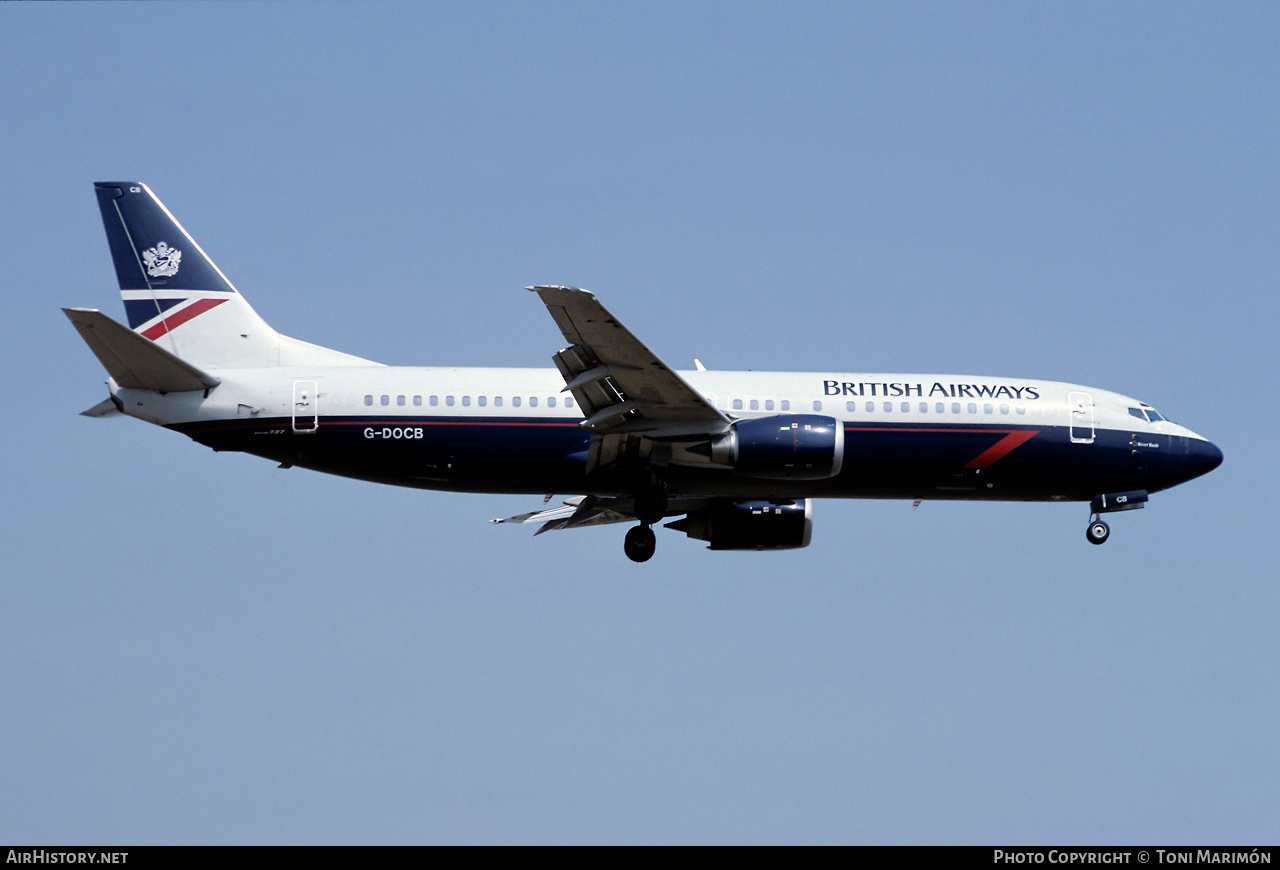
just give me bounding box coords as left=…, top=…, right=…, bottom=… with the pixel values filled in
left=1086, top=519, right=1110, bottom=545
left=624, top=524, right=657, bottom=563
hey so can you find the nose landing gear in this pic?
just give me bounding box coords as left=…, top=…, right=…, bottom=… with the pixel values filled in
left=1085, top=489, right=1148, bottom=545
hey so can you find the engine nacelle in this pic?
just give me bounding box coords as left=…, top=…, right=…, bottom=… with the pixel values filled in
left=711, top=414, right=844, bottom=480
left=667, top=500, right=813, bottom=550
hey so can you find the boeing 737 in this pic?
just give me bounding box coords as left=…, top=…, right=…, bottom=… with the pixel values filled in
left=66, top=183, right=1223, bottom=562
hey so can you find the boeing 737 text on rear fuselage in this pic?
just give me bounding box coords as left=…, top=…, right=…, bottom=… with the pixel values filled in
left=65, top=183, right=1223, bottom=562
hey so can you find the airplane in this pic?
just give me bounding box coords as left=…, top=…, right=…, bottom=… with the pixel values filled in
left=65, top=182, right=1223, bottom=562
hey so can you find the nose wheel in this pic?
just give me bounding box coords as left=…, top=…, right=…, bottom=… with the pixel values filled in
left=624, top=524, right=657, bottom=562
left=1086, top=491, right=1146, bottom=545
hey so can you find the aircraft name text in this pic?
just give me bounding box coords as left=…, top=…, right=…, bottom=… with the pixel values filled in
left=823, top=380, right=1041, bottom=400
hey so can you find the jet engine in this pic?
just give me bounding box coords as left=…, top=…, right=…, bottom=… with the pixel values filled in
left=708, top=414, right=844, bottom=480
left=667, top=499, right=813, bottom=550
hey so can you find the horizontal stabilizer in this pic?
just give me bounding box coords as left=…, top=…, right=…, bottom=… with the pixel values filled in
left=63, top=308, right=221, bottom=392
left=80, top=397, right=123, bottom=418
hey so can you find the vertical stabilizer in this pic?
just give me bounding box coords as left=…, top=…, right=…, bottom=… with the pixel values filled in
left=94, top=182, right=285, bottom=368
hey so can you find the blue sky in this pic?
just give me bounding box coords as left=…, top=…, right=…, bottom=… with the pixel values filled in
left=2, top=2, right=1275, bottom=844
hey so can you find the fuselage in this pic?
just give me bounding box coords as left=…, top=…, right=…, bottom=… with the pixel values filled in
left=116, top=366, right=1223, bottom=503
left=73, top=182, right=1225, bottom=557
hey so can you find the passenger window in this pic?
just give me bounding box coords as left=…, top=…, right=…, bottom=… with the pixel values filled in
left=813, top=401, right=822, bottom=412
left=380, top=395, right=390, bottom=406
left=512, top=396, right=521, bottom=407
left=364, top=395, right=373, bottom=406
left=1016, top=406, right=1025, bottom=415
left=749, top=399, right=759, bottom=411
left=1000, top=404, right=1009, bottom=415
left=529, top=397, right=538, bottom=407
left=935, top=403, right=944, bottom=413
left=846, top=401, right=856, bottom=412
left=780, top=400, right=790, bottom=411
left=919, top=403, right=928, bottom=413
left=446, top=396, right=455, bottom=406
left=478, top=396, right=487, bottom=407
left=952, top=403, right=961, bottom=414
left=548, top=397, right=556, bottom=408
left=983, top=403, right=993, bottom=414
left=494, top=396, right=503, bottom=407
left=413, top=396, right=422, bottom=406
left=865, top=401, right=874, bottom=413
left=968, top=403, right=977, bottom=414
left=765, top=400, right=774, bottom=411
left=733, top=399, right=743, bottom=410
left=397, top=395, right=406, bottom=406
left=430, top=395, right=438, bottom=406
left=462, top=396, right=471, bottom=406
left=565, top=397, right=574, bottom=408
left=883, top=402, right=892, bottom=412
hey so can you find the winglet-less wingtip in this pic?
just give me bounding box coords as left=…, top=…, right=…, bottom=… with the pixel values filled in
left=526, top=285, right=595, bottom=299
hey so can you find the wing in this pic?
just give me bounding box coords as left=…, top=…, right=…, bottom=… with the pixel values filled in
left=528, top=286, right=730, bottom=438
left=504, top=287, right=731, bottom=528
left=490, top=496, right=635, bottom=535
left=492, top=496, right=711, bottom=535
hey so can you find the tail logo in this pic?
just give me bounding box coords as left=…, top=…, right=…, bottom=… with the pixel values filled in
left=142, top=242, right=182, bottom=278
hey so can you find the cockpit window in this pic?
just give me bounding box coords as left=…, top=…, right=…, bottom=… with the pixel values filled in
left=1131, top=407, right=1167, bottom=423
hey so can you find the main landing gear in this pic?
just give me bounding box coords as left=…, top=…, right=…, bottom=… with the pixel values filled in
left=624, top=524, right=657, bottom=562
left=624, top=477, right=668, bottom=563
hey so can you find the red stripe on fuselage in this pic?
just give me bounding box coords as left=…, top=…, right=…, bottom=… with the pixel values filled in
left=140, top=297, right=227, bottom=340
left=962, top=430, right=1039, bottom=469
left=843, top=426, right=1040, bottom=469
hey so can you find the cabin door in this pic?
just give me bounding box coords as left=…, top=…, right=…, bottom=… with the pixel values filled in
left=292, top=380, right=318, bottom=433
left=1068, top=391, right=1094, bottom=444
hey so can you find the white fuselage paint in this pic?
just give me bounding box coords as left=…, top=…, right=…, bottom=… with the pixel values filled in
left=113, top=366, right=1210, bottom=446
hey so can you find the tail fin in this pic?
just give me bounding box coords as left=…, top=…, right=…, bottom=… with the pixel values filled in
left=94, top=182, right=283, bottom=368
left=93, top=183, right=377, bottom=369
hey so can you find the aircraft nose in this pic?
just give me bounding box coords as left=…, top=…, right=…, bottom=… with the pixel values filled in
left=1185, top=438, right=1224, bottom=481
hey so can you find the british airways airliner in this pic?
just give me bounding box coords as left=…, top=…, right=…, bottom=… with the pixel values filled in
left=66, top=183, right=1222, bottom=562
